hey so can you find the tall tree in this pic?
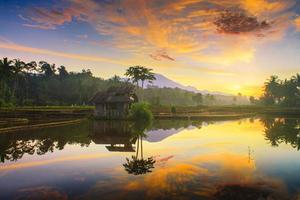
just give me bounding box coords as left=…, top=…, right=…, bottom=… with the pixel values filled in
left=125, top=66, right=156, bottom=89
left=58, top=65, right=68, bottom=78
left=39, top=61, right=56, bottom=77
left=12, top=59, right=26, bottom=98
left=125, top=66, right=156, bottom=101
left=192, top=93, right=203, bottom=106
left=263, top=75, right=282, bottom=105
left=0, top=58, right=13, bottom=101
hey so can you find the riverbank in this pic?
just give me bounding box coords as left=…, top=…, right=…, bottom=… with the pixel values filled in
left=1, top=105, right=299, bottom=133
left=0, top=119, right=84, bottom=134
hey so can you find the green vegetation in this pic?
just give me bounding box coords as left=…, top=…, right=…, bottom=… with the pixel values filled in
left=251, top=74, right=300, bottom=107
left=0, top=57, right=126, bottom=107
left=125, top=65, right=156, bottom=89
left=139, top=87, right=248, bottom=106
left=125, top=65, right=156, bottom=101
left=171, top=105, right=177, bottom=115
left=129, top=102, right=153, bottom=121
left=0, top=57, right=246, bottom=108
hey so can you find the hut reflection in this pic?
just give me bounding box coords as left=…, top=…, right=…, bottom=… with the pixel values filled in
left=90, top=121, right=137, bottom=152
left=90, top=120, right=156, bottom=175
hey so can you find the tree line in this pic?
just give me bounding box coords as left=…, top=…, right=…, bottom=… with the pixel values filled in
left=251, top=74, right=300, bottom=107
left=1, top=57, right=250, bottom=107
left=0, top=57, right=129, bottom=106
left=0, top=58, right=217, bottom=107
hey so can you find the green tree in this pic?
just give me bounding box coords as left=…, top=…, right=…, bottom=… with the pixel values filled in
left=39, top=61, right=56, bottom=77
left=58, top=65, right=68, bottom=78
left=0, top=58, right=14, bottom=102
left=12, top=59, right=26, bottom=98
left=192, top=93, right=203, bottom=106
left=263, top=75, right=282, bottom=105
left=125, top=66, right=156, bottom=89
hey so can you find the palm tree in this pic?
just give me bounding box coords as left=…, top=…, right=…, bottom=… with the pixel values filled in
left=0, top=57, right=14, bottom=79
left=11, top=59, right=26, bottom=98
left=0, top=58, right=14, bottom=100
left=125, top=66, right=156, bottom=100
left=25, top=61, right=38, bottom=74
left=125, top=66, right=156, bottom=89
left=39, top=61, right=55, bottom=77
left=263, top=75, right=282, bottom=105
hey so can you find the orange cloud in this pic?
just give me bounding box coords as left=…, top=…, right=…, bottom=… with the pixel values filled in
left=295, top=16, right=300, bottom=31
left=0, top=41, right=125, bottom=65
left=21, top=0, right=297, bottom=65
left=0, top=153, right=114, bottom=171
left=84, top=152, right=287, bottom=199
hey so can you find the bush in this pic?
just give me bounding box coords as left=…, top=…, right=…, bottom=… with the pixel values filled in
left=129, top=102, right=153, bottom=121
left=0, top=99, right=5, bottom=107
left=0, top=99, right=15, bottom=108
left=171, top=105, right=176, bottom=115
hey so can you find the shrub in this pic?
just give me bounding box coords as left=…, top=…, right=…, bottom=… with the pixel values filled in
left=129, top=102, right=153, bottom=121
left=0, top=99, right=5, bottom=107
left=171, top=105, right=176, bottom=115
left=0, top=99, right=15, bottom=108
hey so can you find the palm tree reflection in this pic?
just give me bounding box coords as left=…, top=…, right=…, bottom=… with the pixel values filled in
left=123, top=120, right=156, bottom=175
left=262, top=118, right=300, bottom=150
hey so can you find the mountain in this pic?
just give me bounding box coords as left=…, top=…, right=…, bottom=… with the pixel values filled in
left=143, top=74, right=228, bottom=95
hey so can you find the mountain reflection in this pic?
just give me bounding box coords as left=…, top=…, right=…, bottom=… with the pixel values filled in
left=0, top=119, right=203, bottom=163
left=1, top=118, right=300, bottom=163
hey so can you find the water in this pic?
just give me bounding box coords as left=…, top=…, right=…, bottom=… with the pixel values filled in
left=0, top=117, right=300, bottom=200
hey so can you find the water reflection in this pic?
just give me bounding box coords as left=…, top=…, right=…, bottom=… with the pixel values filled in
left=0, top=122, right=91, bottom=163
left=261, top=118, right=300, bottom=150
left=1, top=117, right=300, bottom=199
left=123, top=120, right=156, bottom=175
left=1, top=118, right=300, bottom=164
left=91, top=121, right=137, bottom=152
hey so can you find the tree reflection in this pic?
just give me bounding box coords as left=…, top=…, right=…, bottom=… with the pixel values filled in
left=123, top=120, right=156, bottom=175
left=0, top=122, right=91, bottom=163
left=262, top=118, right=300, bottom=150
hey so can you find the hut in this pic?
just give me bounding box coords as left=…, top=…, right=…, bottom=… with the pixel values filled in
left=90, top=85, right=138, bottom=119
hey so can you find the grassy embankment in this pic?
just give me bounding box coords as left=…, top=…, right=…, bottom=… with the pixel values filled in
left=151, top=105, right=300, bottom=119
left=0, top=106, right=93, bottom=133
left=1, top=105, right=300, bottom=133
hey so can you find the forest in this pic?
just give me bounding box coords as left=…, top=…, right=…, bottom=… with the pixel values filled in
left=0, top=57, right=232, bottom=107
left=0, top=57, right=299, bottom=107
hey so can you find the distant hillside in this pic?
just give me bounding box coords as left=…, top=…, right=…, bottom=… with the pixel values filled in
left=127, top=73, right=250, bottom=105
left=143, top=74, right=228, bottom=96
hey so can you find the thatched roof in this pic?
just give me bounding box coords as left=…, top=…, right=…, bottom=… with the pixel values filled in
left=90, top=85, right=137, bottom=104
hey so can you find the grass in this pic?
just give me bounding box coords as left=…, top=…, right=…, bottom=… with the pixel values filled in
left=0, top=119, right=84, bottom=134
left=0, top=105, right=95, bottom=112
left=151, top=105, right=300, bottom=116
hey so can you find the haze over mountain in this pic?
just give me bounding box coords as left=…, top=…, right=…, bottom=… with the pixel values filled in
left=143, top=74, right=230, bottom=96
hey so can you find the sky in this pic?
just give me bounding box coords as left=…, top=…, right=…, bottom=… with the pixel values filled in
left=1, top=0, right=300, bottom=96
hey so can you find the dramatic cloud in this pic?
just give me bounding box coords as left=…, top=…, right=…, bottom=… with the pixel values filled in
left=214, top=9, right=271, bottom=34
left=21, top=0, right=297, bottom=64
